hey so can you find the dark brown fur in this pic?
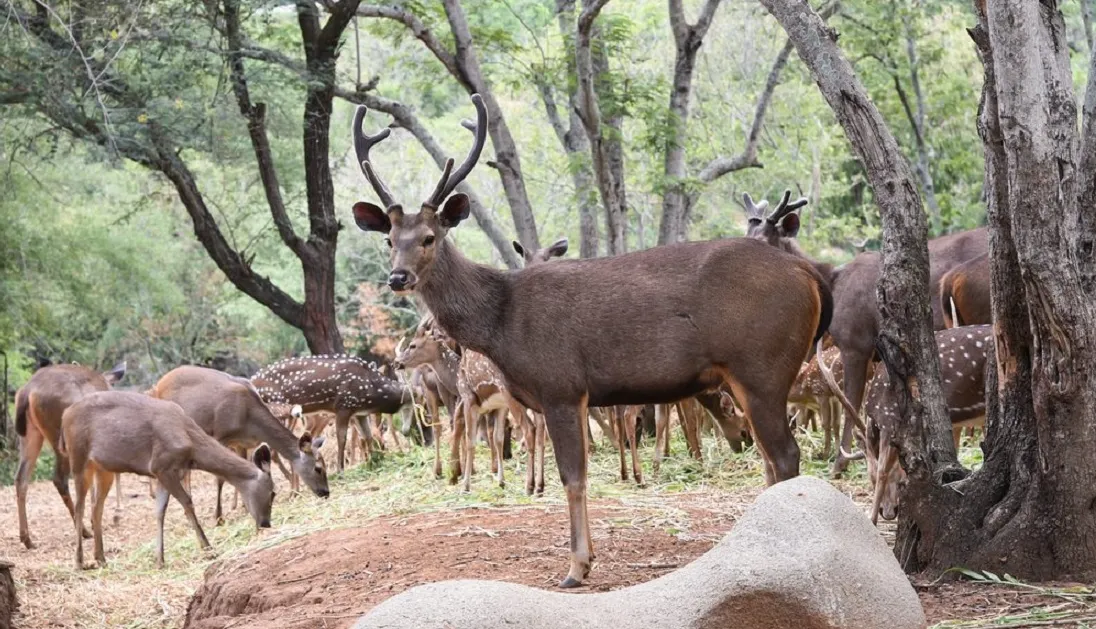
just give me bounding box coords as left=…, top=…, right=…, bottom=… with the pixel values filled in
left=744, top=191, right=987, bottom=474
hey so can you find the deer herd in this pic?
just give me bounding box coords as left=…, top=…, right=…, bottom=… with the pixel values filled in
left=11, top=94, right=995, bottom=589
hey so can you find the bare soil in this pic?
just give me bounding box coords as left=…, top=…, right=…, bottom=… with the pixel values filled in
left=184, top=497, right=734, bottom=629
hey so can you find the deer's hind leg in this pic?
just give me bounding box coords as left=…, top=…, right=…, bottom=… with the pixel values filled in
left=91, top=469, right=114, bottom=565
left=728, top=377, right=801, bottom=486
left=16, top=423, right=46, bottom=549
left=72, top=463, right=95, bottom=570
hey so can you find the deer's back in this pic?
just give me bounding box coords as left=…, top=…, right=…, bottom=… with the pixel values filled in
left=63, top=391, right=198, bottom=475
left=495, top=238, right=825, bottom=406
left=253, top=355, right=402, bottom=414
left=20, top=365, right=111, bottom=438
left=152, top=366, right=259, bottom=439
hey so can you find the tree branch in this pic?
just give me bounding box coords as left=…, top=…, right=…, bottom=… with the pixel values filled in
left=355, top=5, right=460, bottom=77
left=223, top=0, right=304, bottom=257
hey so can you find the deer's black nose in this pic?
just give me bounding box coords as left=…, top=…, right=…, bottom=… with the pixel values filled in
left=389, top=269, right=412, bottom=290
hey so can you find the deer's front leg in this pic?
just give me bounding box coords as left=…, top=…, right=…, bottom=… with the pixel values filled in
left=543, top=400, right=593, bottom=588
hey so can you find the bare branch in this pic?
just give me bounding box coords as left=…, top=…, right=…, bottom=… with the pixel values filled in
left=223, top=0, right=303, bottom=257
left=355, top=4, right=460, bottom=76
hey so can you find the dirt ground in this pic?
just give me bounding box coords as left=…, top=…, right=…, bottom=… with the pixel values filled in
left=0, top=434, right=1088, bottom=629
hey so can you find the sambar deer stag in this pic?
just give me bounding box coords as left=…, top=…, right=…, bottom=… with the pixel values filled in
left=14, top=361, right=126, bottom=549
left=150, top=366, right=329, bottom=522
left=939, top=253, right=991, bottom=328
left=60, top=391, right=275, bottom=569
left=351, top=94, right=834, bottom=587
left=251, top=355, right=410, bottom=472
left=744, top=190, right=987, bottom=476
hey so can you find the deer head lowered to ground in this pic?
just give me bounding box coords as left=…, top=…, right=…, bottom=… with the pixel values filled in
left=150, top=366, right=328, bottom=522
left=351, top=94, right=836, bottom=588
left=744, top=190, right=988, bottom=476
left=60, top=391, right=274, bottom=569
left=13, top=361, right=126, bottom=549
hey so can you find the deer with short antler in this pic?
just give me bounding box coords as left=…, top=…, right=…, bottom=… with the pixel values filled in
left=60, top=391, right=275, bottom=569
left=251, top=355, right=410, bottom=472
left=150, top=366, right=329, bottom=523
left=744, top=190, right=987, bottom=476
left=14, top=361, right=126, bottom=549
left=351, top=94, right=836, bottom=587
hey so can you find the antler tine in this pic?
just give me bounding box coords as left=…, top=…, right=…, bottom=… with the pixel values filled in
left=766, top=189, right=809, bottom=223
left=352, top=105, right=397, bottom=209
left=742, top=192, right=769, bottom=217
left=425, top=93, right=489, bottom=208
left=425, top=159, right=455, bottom=209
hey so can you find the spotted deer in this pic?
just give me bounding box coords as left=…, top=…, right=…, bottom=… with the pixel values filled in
left=251, top=355, right=410, bottom=472
left=940, top=253, right=991, bottom=328
left=13, top=361, right=126, bottom=549
left=842, top=325, right=991, bottom=523
left=150, top=366, right=328, bottom=522
left=786, top=344, right=867, bottom=460
left=744, top=190, right=987, bottom=475
left=60, top=391, right=274, bottom=569
left=393, top=325, right=462, bottom=481
left=352, top=94, right=834, bottom=587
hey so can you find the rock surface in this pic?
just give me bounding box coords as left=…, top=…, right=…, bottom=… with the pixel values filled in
left=354, top=476, right=926, bottom=629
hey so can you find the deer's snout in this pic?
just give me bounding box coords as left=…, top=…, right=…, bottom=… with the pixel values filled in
left=388, top=269, right=416, bottom=292
left=317, top=488, right=330, bottom=499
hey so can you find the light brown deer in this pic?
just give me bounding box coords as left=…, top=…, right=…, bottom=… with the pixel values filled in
left=13, top=361, right=126, bottom=549
left=393, top=328, right=462, bottom=480
left=940, top=253, right=991, bottom=328
left=351, top=94, right=834, bottom=587
left=251, top=355, right=410, bottom=472
left=744, top=190, right=987, bottom=475
left=840, top=325, right=991, bottom=523
left=787, top=344, right=863, bottom=460
left=150, top=366, right=328, bottom=523
left=60, top=391, right=274, bottom=569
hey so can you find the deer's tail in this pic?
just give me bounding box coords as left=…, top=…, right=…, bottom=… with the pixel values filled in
left=56, top=430, right=67, bottom=457
left=941, top=277, right=960, bottom=328
left=809, top=267, right=835, bottom=344
left=14, top=388, right=29, bottom=437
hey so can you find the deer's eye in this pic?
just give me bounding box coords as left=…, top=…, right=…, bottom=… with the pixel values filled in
left=384, top=237, right=392, bottom=248
left=423, top=235, right=435, bottom=247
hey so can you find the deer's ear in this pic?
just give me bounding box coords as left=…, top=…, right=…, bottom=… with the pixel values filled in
left=299, top=432, right=313, bottom=454
left=778, top=213, right=801, bottom=238
left=253, top=443, right=272, bottom=471
left=512, top=240, right=526, bottom=257
left=103, top=361, right=126, bottom=385
left=353, top=202, right=391, bottom=233
left=547, top=238, right=569, bottom=259
left=312, top=435, right=326, bottom=450
left=438, top=193, right=470, bottom=228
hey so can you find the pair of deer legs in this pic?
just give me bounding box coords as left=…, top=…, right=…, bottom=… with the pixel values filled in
left=545, top=384, right=799, bottom=587
left=74, top=465, right=209, bottom=569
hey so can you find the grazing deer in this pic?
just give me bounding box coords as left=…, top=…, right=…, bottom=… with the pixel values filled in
left=351, top=95, right=834, bottom=587
left=839, top=325, right=990, bottom=524
left=744, top=191, right=987, bottom=475
left=787, top=344, right=859, bottom=460
left=13, top=361, right=126, bottom=549
left=251, top=355, right=410, bottom=472
left=150, top=366, right=329, bottom=523
left=60, top=391, right=274, bottom=569
left=940, top=253, right=991, bottom=328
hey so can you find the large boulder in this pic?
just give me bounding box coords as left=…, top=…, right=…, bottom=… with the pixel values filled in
left=354, top=476, right=925, bottom=629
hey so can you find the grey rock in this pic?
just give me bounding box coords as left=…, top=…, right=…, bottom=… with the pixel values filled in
left=354, top=475, right=926, bottom=629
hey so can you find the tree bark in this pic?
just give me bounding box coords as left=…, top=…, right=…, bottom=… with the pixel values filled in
left=657, top=0, right=722, bottom=246
left=760, top=0, right=958, bottom=492
left=544, top=0, right=602, bottom=258
left=894, top=1, right=1096, bottom=579
left=576, top=0, right=628, bottom=255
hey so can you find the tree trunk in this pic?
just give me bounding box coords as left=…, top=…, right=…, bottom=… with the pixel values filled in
left=761, top=0, right=958, bottom=489
left=900, top=5, right=942, bottom=234
left=588, top=9, right=628, bottom=255
left=894, top=1, right=1096, bottom=578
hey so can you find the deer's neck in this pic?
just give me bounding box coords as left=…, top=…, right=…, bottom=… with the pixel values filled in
left=242, top=408, right=301, bottom=459
left=431, top=347, right=462, bottom=393
left=192, top=432, right=260, bottom=485
left=419, top=239, right=508, bottom=356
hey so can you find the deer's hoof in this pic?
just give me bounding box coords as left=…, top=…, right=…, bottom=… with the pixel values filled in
left=112, top=513, right=122, bottom=526
left=81, top=527, right=92, bottom=540
left=20, top=536, right=35, bottom=550
left=558, top=575, right=582, bottom=589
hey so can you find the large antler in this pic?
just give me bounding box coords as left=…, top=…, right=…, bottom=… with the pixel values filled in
left=424, top=93, right=489, bottom=209
left=352, top=106, right=398, bottom=210
left=765, top=189, right=809, bottom=225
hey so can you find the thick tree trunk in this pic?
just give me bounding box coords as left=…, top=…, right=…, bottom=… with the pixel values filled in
left=761, top=0, right=958, bottom=486
left=894, top=1, right=1096, bottom=578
